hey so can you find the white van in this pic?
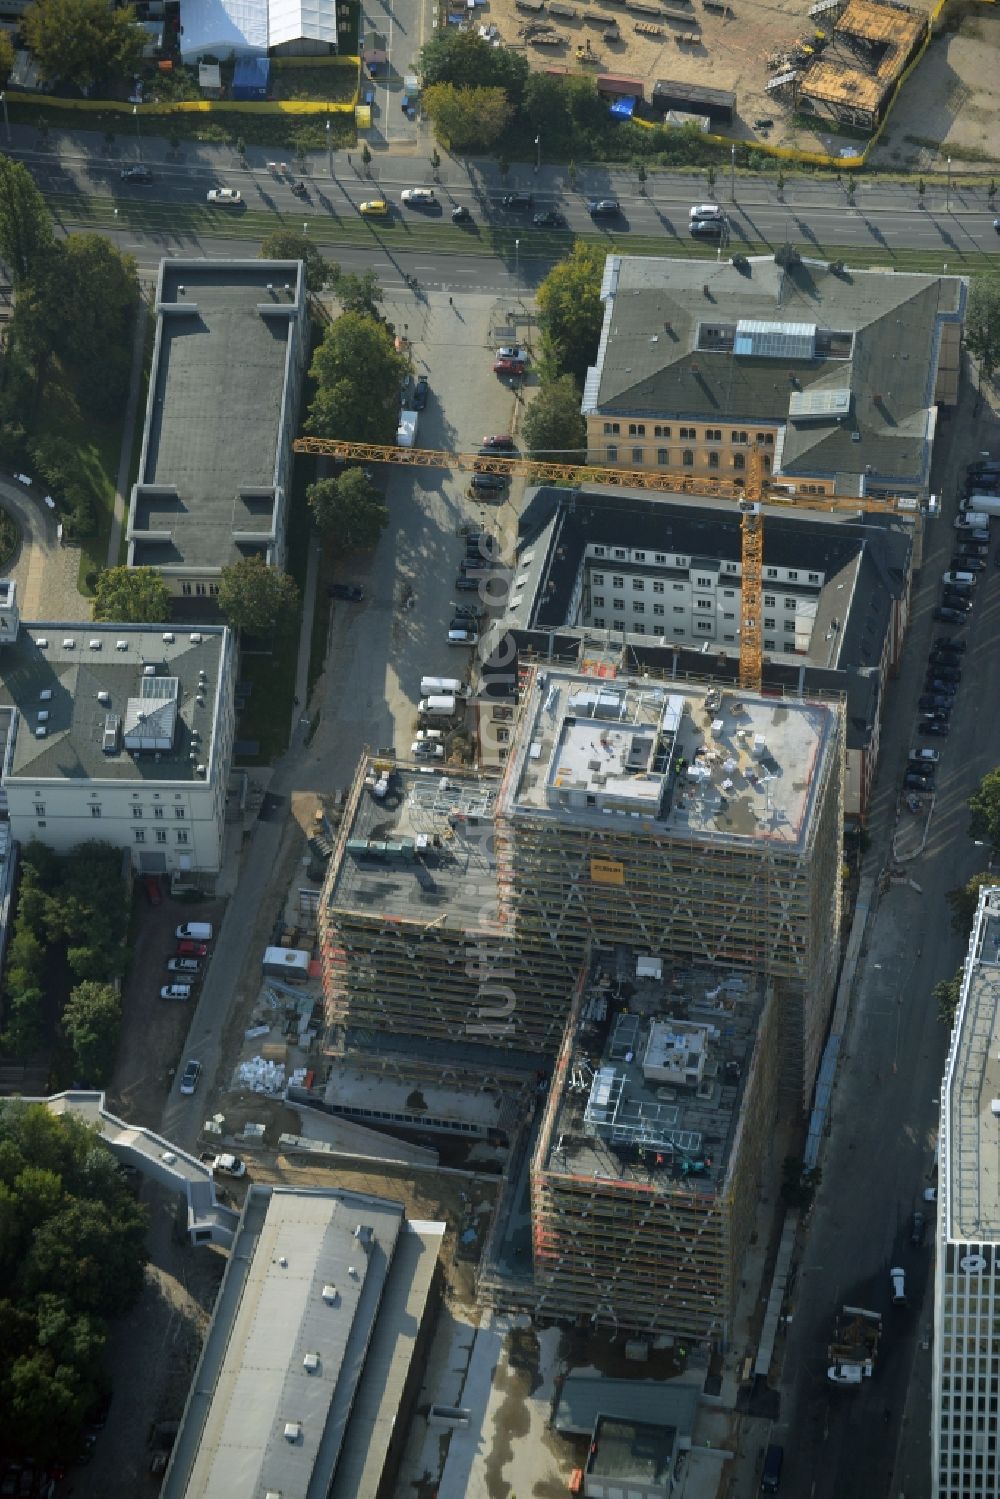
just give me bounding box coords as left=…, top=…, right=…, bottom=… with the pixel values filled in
left=418, top=695, right=457, bottom=717
left=420, top=676, right=468, bottom=698
left=689, top=203, right=723, bottom=221
left=448, top=629, right=477, bottom=646
left=175, top=922, right=213, bottom=942
left=955, top=511, right=990, bottom=531
left=160, top=984, right=193, bottom=1001
left=942, top=570, right=976, bottom=588
left=401, top=188, right=437, bottom=206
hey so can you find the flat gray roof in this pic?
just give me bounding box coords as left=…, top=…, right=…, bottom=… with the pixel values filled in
left=131, top=259, right=304, bottom=573
left=0, top=623, right=228, bottom=783
left=588, top=1416, right=677, bottom=1484
left=943, top=889, right=1000, bottom=1242
left=500, top=669, right=838, bottom=853
left=585, top=254, right=965, bottom=487
left=163, top=1186, right=443, bottom=1499
left=327, top=764, right=501, bottom=931
left=553, top=1375, right=699, bottom=1439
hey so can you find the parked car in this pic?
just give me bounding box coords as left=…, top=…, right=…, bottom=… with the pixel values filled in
left=904, top=773, right=933, bottom=792
left=455, top=575, right=480, bottom=591
left=943, top=570, right=977, bottom=588
left=940, top=592, right=972, bottom=610
left=918, top=721, right=949, bottom=736
left=451, top=604, right=483, bottom=620
left=400, top=188, right=438, bottom=207
left=411, top=739, right=445, bottom=758
left=910, top=747, right=941, bottom=764
left=206, top=188, right=241, bottom=204
left=925, top=679, right=958, bottom=696
left=889, top=1266, right=908, bottom=1305
left=160, top=984, right=192, bottom=1001
left=934, top=636, right=966, bottom=652
left=327, top=583, right=364, bottom=601
left=496, top=346, right=528, bottom=363
left=919, top=694, right=954, bottom=711
left=451, top=205, right=473, bottom=223
left=481, top=434, right=515, bottom=450
left=120, top=165, right=153, bottom=182
left=176, top=922, right=212, bottom=941
left=143, top=874, right=162, bottom=905
left=177, top=939, right=209, bottom=958
left=470, top=472, right=507, bottom=494
left=450, top=615, right=479, bottom=633
left=448, top=628, right=477, bottom=646
left=167, top=957, right=202, bottom=974
left=493, top=356, right=525, bottom=376
left=532, top=210, right=564, bottom=227
left=588, top=198, right=620, bottom=218
left=932, top=606, right=968, bottom=624
left=951, top=555, right=985, bottom=572
left=690, top=218, right=724, bottom=238
left=359, top=199, right=389, bottom=217
left=179, top=1059, right=202, bottom=1095
left=500, top=192, right=532, bottom=209
left=911, top=1210, right=926, bottom=1245
left=928, top=664, right=962, bottom=682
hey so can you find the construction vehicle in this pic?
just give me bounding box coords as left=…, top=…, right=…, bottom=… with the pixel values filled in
left=293, top=435, right=924, bottom=693
left=827, top=1304, right=882, bottom=1385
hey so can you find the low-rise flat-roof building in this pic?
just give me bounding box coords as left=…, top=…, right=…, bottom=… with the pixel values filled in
left=583, top=253, right=964, bottom=499
left=484, top=485, right=912, bottom=824
left=129, top=259, right=307, bottom=600
left=162, top=1185, right=444, bottom=1499
left=0, top=585, right=234, bottom=876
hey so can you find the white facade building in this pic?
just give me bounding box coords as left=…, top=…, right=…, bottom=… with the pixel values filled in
left=932, top=885, right=1000, bottom=1499
left=0, top=585, right=235, bottom=877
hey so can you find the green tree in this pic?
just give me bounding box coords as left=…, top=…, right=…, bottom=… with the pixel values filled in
left=636, top=161, right=647, bottom=194
left=361, top=141, right=372, bottom=173
left=522, top=374, right=586, bottom=460
left=945, top=870, right=997, bottom=935
left=92, top=565, right=169, bottom=623
left=22, top=0, right=144, bottom=91
left=968, top=765, right=1000, bottom=848
left=218, top=556, right=300, bottom=638
left=430, top=147, right=441, bottom=179
left=307, top=311, right=410, bottom=446
left=419, top=29, right=529, bottom=103
left=62, top=982, right=120, bottom=1085
left=0, top=156, right=54, bottom=286
left=536, top=240, right=605, bottom=383
left=259, top=228, right=332, bottom=293
left=422, top=84, right=512, bottom=152
left=307, top=468, right=388, bottom=549
left=966, top=274, right=1000, bottom=382
left=933, top=967, right=964, bottom=1028
left=331, top=267, right=383, bottom=318
left=0, top=31, right=14, bottom=86
left=25, top=1195, right=146, bottom=1314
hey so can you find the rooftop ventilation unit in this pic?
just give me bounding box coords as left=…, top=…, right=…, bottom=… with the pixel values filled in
left=116, top=640, right=128, bottom=651
left=321, top=1283, right=338, bottom=1304
left=144, top=665, right=156, bottom=676
left=283, top=1423, right=302, bottom=1444
left=36, top=711, right=48, bottom=723
left=35, top=727, right=47, bottom=738
left=62, top=639, right=75, bottom=649
left=88, top=639, right=101, bottom=650
left=190, top=633, right=203, bottom=643
left=36, top=639, right=48, bottom=648
left=196, top=764, right=207, bottom=776
left=39, top=689, right=52, bottom=702
left=302, top=1353, right=319, bottom=1373
left=162, top=632, right=174, bottom=643
left=97, top=691, right=110, bottom=705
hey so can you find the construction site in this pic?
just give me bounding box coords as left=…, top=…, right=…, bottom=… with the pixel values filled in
left=528, top=950, right=780, bottom=1341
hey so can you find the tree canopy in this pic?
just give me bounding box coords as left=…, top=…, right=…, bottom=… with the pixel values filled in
left=92, top=566, right=169, bottom=624
left=945, top=869, right=997, bottom=935
left=419, top=30, right=528, bottom=102
left=0, top=34, right=14, bottom=89
left=421, top=84, right=513, bottom=152
left=966, top=274, right=1000, bottom=383
left=0, top=155, right=54, bottom=286
left=0, top=1102, right=147, bottom=1462
left=306, top=312, right=409, bottom=447
left=258, top=229, right=332, bottom=294
left=522, top=374, right=587, bottom=461
left=536, top=241, right=605, bottom=384
left=933, top=967, right=964, bottom=1029
left=307, top=468, right=389, bottom=550
left=22, top=0, right=144, bottom=91
left=218, top=556, right=300, bottom=637
left=331, top=267, right=384, bottom=320
left=968, top=766, right=1000, bottom=848
left=61, top=983, right=121, bottom=1086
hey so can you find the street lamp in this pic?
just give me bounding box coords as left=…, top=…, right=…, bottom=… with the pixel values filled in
left=946, top=155, right=952, bottom=211
left=515, top=237, right=520, bottom=297
left=0, top=93, right=9, bottom=147
left=326, top=118, right=333, bottom=181
left=730, top=142, right=736, bottom=203
left=534, top=134, right=541, bottom=174
left=133, top=104, right=142, bottom=163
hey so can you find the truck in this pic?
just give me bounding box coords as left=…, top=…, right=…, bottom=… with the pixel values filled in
left=955, top=511, right=990, bottom=531
left=418, top=694, right=457, bottom=718
left=420, top=676, right=470, bottom=698
left=200, top=1152, right=247, bottom=1178
left=262, top=946, right=311, bottom=981
left=827, top=1304, right=881, bottom=1385
left=397, top=410, right=418, bottom=448
left=965, top=494, right=1000, bottom=518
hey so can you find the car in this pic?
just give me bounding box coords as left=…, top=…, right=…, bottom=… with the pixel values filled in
left=910, top=746, right=941, bottom=764
left=532, top=210, right=564, bottom=228
left=206, top=188, right=241, bottom=205
left=934, top=636, right=966, bottom=652
left=496, top=346, right=528, bottom=363
left=327, top=583, right=364, bottom=601
left=204, top=1152, right=246, bottom=1177
left=411, top=740, right=445, bottom=758
left=482, top=434, right=515, bottom=450
left=911, top=1209, right=926, bottom=1245
left=500, top=192, right=532, bottom=209
left=143, top=874, right=162, bottom=905
left=466, top=535, right=501, bottom=561
left=401, top=188, right=438, bottom=207
left=450, top=604, right=483, bottom=620
left=493, top=356, right=526, bottom=376
left=967, top=459, right=1000, bottom=474
left=470, top=472, right=507, bottom=494
left=177, top=939, right=209, bottom=958
left=928, top=661, right=962, bottom=679
left=450, top=615, right=479, bottom=633
left=588, top=198, right=620, bottom=217
left=951, top=555, right=985, bottom=572
left=167, top=957, right=202, bottom=974
left=413, top=729, right=445, bottom=744
left=943, top=570, right=977, bottom=588
left=993, top=216, right=1000, bottom=233
left=455, top=575, right=480, bottom=591
left=690, top=218, right=724, bottom=238
left=120, top=165, right=152, bottom=182
left=941, top=590, right=972, bottom=607
left=933, top=606, right=968, bottom=624
left=359, top=199, right=389, bottom=217
left=918, top=720, right=949, bottom=736
left=919, top=694, right=953, bottom=711
left=448, top=628, right=477, bottom=646
left=160, top=984, right=193, bottom=1001
left=179, top=1059, right=202, bottom=1095
left=903, top=772, right=933, bottom=791
left=889, top=1266, right=908, bottom=1305
left=412, top=375, right=429, bottom=411
left=925, top=679, right=958, bottom=696
left=760, top=1444, right=784, bottom=1495
left=452, top=205, right=473, bottom=223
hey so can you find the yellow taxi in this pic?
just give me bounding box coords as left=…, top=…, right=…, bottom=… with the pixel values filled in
left=359, top=199, right=389, bottom=217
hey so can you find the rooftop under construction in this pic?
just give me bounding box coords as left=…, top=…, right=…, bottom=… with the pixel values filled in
left=798, top=0, right=927, bottom=128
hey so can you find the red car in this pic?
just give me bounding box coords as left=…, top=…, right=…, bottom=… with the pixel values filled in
left=493, top=357, right=525, bottom=376
left=177, top=939, right=209, bottom=958
left=482, top=434, right=515, bottom=450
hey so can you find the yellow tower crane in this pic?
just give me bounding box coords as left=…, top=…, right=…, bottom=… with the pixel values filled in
left=293, top=435, right=921, bottom=693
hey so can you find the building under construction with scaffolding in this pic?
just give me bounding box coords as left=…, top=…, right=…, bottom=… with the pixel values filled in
left=496, top=668, right=844, bottom=1108
left=529, top=951, right=779, bottom=1341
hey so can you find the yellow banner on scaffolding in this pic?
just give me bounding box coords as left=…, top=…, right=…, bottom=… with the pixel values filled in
left=590, top=857, right=625, bottom=886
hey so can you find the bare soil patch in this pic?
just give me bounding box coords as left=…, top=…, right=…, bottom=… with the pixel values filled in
left=871, top=12, right=1000, bottom=170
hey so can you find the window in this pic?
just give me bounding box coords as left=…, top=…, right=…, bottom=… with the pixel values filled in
left=593, top=573, right=605, bottom=585
left=90, top=805, right=102, bottom=819
left=764, top=617, right=776, bottom=629
left=705, top=427, right=721, bottom=442
left=784, top=597, right=796, bottom=610
left=657, top=449, right=669, bottom=466
left=176, top=831, right=188, bottom=845
left=496, top=728, right=510, bottom=743
left=175, top=808, right=186, bottom=820
left=607, top=445, right=618, bottom=463
left=593, top=618, right=605, bottom=628
left=593, top=596, right=605, bottom=608
left=733, top=452, right=746, bottom=471
left=631, top=446, right=644, bottom=464
left=134, top=829, right=145, bottom=844
left=36, top=820, right=46, bottom=828
left=614, top=548, right=627, bottom=560
left=132, top=805, right=143, bottom=819
left=603, top=421, right=620, bottom=435
left=722, top=588, right=736, bottom=598
left=634, top=552, right=646, bottom=562
left=808, top=572, right=820, bottom=584
left=679, top=426, right=695, bottom=440
left=154, top=806, right=164, bottom=819
left=673, top=606, right=685, bottom=614
left=155, top=830, right=167, bottom=845
left=695, top=620, right=713, bottom=632
left=696, top=598, right=713, bottom=610
left=785, top=620, right=796, bottom=632
left=764, top=432, right=774, bottom=445
left=654, top=425, right=670, bottom=438
left=765, top=567, right=778, bottom=578
left=612, top=575, right=624, bottom=589
left=634, top=602, right=645, bottom=614
left=653, top=581, right=664, bottom=594
left=654, top=553, right=666, bottom=564
left=613, top=599, right=625, bottom=612
left=763, top=456, right=773, bottom=472
left=33, top=803, right=44, bottom=817
left=634, top=623, right=646, bottom=634
left=695, top=576, right=713, bottom=588
left=672, top=582, right=685, bottom=591
left=593, top=546, right=606, bottom=557
left=209, top=584, right=220, bottom=596
left=653, top=603, right=665, bottom=616
left=683, top=450, right=694, bottom=467
left=731, top=430, right=748, bottom=444
left=633, top=579, right=644, bottom=591
left=723, top=610, right=736, bottom=620
left=182, top=583, right=192, bottom=596
left=628, top=423, right=646, bottom=436
left=708, top=451, right=720, bottom=469
left=788, top=570, right=799, bottom=580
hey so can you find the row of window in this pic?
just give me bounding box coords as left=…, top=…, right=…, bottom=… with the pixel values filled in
left=606, top=423, right=776, bottom=445
left=130, top=806, right=187, bottom=819
left=135, top=829, right=188, bottom=844
left=180, top=583, right=221, bottom=598
left=592, top=575, right=732, bottom=594
left=606, top=447, right=764, bottom=471
left=587, top=546, right=822, bottom=587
